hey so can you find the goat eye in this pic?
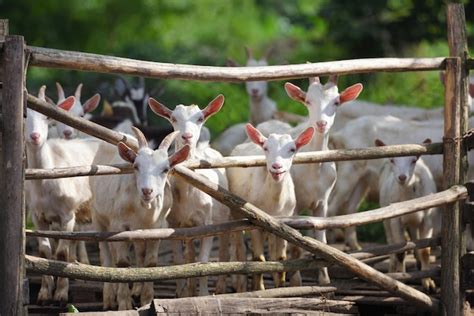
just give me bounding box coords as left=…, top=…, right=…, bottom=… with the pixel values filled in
left=197, top=116, right=204, bottom=123
left=162, top=167, right=170, bottom=174
left=263, top=147, right=268, bottom=152
left=171, top=117, right=177, bottom=123
left=411, top=159, right=417, bottom=164
left=133, top=164, right=139, bottom=170
left=389, top=159, right=395, bottom=164
left=289, top=148, right=296, bottom=153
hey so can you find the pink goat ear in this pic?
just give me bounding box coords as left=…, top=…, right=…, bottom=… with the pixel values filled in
left=295, top=127, right=315, bottom=150
left=149, top=98, right=172, bottom=119
left=284, top=82, right=307, bottom=105
left=469, top=82, right=474, bottom=98
left=245, top=123, right=266, bottom=146
left=118, top=142, right=137, bottom=163
left=374, top=139, right=386, bottom=147
left=169, top=144, right=191, bottom=167
left=339, top=83, right=363, bottom=105
left=58, top=96, right=76, bottom=112
left=83, top=94, right=101, bottom=113
left=202, top=94, right=225, bottom=119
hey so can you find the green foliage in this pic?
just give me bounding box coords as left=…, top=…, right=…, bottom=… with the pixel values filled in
left=356, top=200, right=386, bottom=244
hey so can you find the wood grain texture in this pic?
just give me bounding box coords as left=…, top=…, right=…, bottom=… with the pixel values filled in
left=0, top=35, right=25, bottom=316
left=26, top=45, right=445, bottom=81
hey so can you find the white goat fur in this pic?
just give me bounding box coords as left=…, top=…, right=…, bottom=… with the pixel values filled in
left=90, top=129, right=190, bottom=310
left=149, top=95, right=231, bottom=297
left=228, top=124, right=314, bottom=291
left=256, top=77, right=364, bottom=284
left=328, top=115, right=474, bottom=250
left=212, top=50, right=276, bottom=156
left=25, top=87, right=102, bottom=304
left=377, top=139, right=439, bottom=292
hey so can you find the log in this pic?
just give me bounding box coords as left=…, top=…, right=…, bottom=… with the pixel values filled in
left=24, top=142, right=443, bottom=179
left=171, top=165, right=439, bottom=311
left=213, top=286, right=336, bottom=298
left=0, top=34, right=25, bottom=316
left=27, top=94, right=139, bottom=151
left=26, top=45, right=445, bottom=81
left=442, top=3, right=470, bottom=313
left=151, top=297, right=357, bottom=314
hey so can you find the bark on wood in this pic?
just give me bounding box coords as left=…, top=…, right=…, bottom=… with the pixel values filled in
left=171, top=165, right=439, bottom=311
left=151, top=297, right=356, bottom=314
left=24, top=142, right=443, bottom=180
left=26, top=45, right=445, bottom=81
left=212, top=286, right=337, bottom=298
left=27, top=93, right=139, bottom=151
left=0, top=35, right=25, bottom=316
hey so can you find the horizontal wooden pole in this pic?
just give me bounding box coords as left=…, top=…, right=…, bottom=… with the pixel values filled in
left=25, top=142, right=443, bottom=180
left=213, top=285, right=336, bottom=298
left=151, top=297, right=356, bottom=314
left=24, top=238, right=438, bottom=283
left=26, top=46, right=445, bottom=81
left=27, top=94, right=138, bottom=150
left=171, top=165, right=439, bottom=311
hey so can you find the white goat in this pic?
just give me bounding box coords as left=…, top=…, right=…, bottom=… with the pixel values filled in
left=25, top=86, right=102, bottom=304
left=90, top=129, right=190, bottom=310
left=228, top=124, right=315, bottom=291
left=54, top=82, right=101, bottom=139
left=257, top=76, right=363, bottom=284
left=328, top=115, right=474, bottom=250
left=212, top=48, right=277, bottom=156
left=376, top=138, right=439, bottom=292
left=148, top=95, right=230, bottom=297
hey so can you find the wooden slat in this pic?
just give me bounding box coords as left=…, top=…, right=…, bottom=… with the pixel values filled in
left=0, top=34, right=25, bottom=315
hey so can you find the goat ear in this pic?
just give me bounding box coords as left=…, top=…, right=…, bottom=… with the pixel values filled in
left=374, top=139, right=386, bottom=147
left=148, top=98, right=172, bottom=119
left=469, top=82, right=474, bottom=98
left=422, top=138, right=432, bottom=145
left=202, top=94, right=225, bottom=119
left=295, top=127, right=315, bottom=150
left=83, top=93, right=101, bottom=113
left=339, top=83, right=363, bottom=105
left=284, top=82, right=307, bottom=105
left=58, top=96, right=76, bottom=112
left=169, top=144, right=190, bottom=167
left=245, top=123, right=266, bottom=146
left=118, top=142, right=137, bottom=163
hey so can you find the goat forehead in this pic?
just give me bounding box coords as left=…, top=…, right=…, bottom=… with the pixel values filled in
left=267, top=134, right=293, bottom=148
left=173, top=105, right=201, bottom=121
left=135, top=148, right=168, bottom=167
left=392, top=156, right=416, bottom=170
left=27, top=108, right=47, bottom=123
left=246, top=59, right=267, bottom=67
left=307, top=84, right=338, bottom=105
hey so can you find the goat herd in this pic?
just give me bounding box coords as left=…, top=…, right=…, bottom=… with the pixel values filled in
left=25, top=50, right=474, bottom=310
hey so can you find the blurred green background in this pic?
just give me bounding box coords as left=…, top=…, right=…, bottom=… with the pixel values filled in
left=3, top=0, right=473, bottom=241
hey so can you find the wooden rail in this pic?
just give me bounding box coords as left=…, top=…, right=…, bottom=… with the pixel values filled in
left=24, top=143, right=444, bottom=180
left=26, top=45, right=446, bottom=81
left=25, top=184, right=465, bottom=242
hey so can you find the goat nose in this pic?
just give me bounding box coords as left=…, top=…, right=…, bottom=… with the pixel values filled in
left=63, top=130, right=72, bottom=137
left=316, top=120, right=327, bottom=128
left=181, top=132, right=193, bottom=140
left=251, top=89, right=259, bottom=94
left=398, top=175, right=407, bottom=182
left=272, top=163, right=282, bottom=170
left=30, top=132, right=40, bottom=141
left=142, top=188, right=153, bottom=196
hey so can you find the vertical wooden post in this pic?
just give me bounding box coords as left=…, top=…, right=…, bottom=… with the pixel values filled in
left=0, top=33, right=26, bottom=314
left=442, top=3, right=470, bottom=315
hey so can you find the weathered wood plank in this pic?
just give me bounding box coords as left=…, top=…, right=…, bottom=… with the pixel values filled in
left=171, top=165, right=439, bottom=311
left=0, top=34, right=25, bottom=316
left=24, top=141, right=443, bottom=179
left=212, top=285, right=336, bottom=298
left=151, top=297, right=356, bottom=314
left=26, top=45, right=445, bottom=81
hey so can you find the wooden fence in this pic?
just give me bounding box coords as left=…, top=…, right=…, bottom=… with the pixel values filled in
left=0, top=3, right=473, bottom=315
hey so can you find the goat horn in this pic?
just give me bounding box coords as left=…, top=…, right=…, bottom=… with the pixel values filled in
left=38, top=85, right=47, bottom=100
left=159, top=131, right=180, bottom=151
left=75, top=83, right=83, bottom=99
left=56, top=82, right=65, bottom=101
left=131, top=126, right=148, bottom=148
left=244, top=46, right=253, bottom=59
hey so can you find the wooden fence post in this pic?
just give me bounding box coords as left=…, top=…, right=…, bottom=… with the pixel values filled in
left=0, top=32, right=26, bottom=314
left=442, top=3, right=470, bottom=315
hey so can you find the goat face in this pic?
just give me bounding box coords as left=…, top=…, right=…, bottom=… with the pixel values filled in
left=245, top=58, right=268, bottom=101
left=389, top=156, right=418, bottom=185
